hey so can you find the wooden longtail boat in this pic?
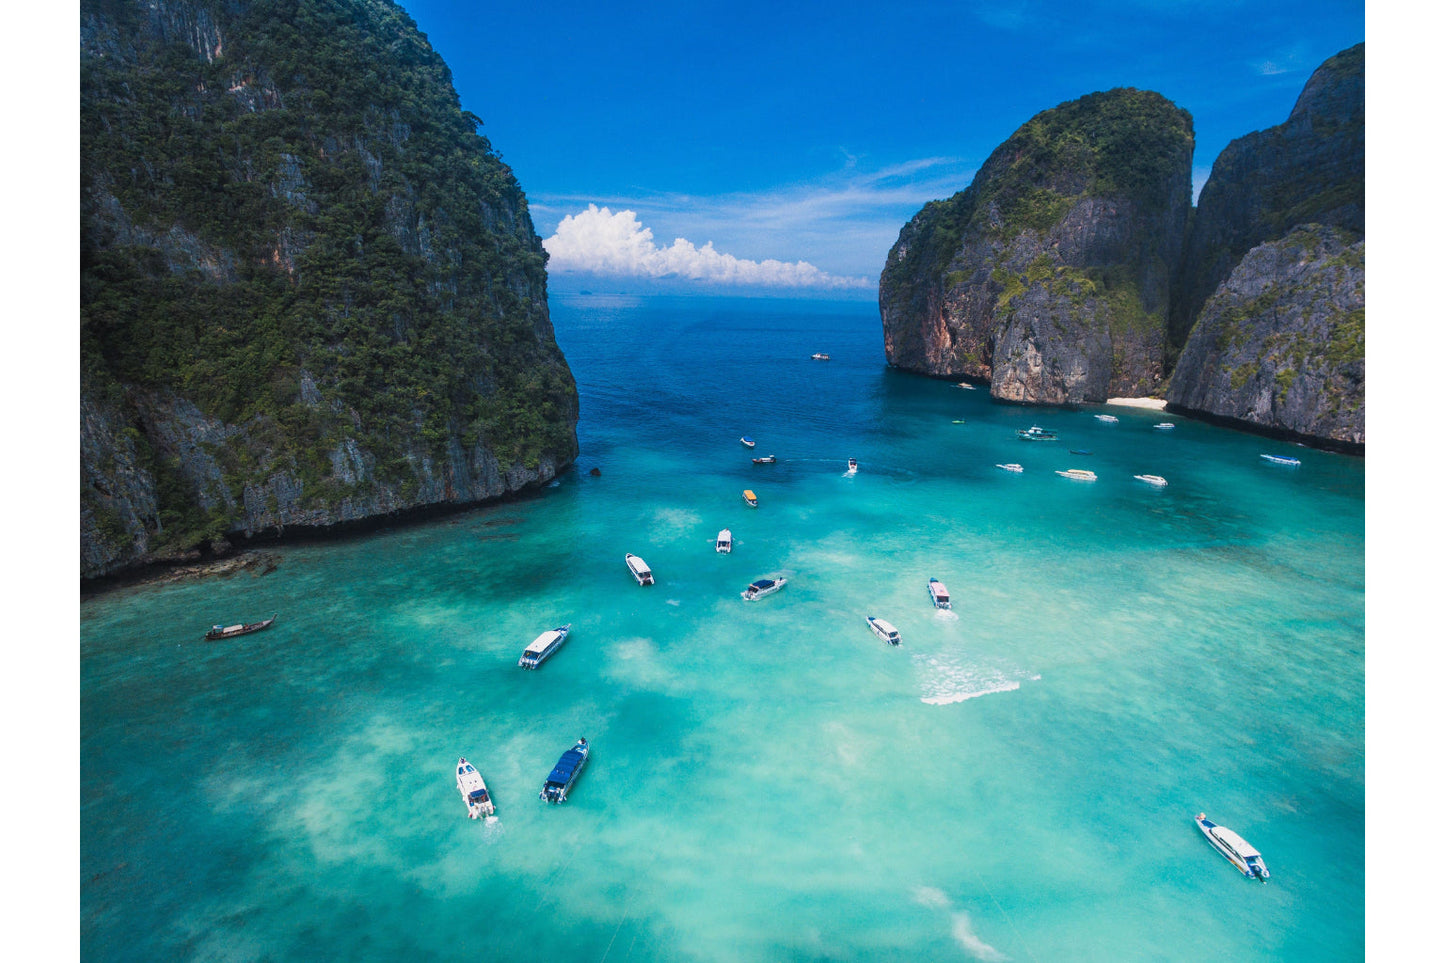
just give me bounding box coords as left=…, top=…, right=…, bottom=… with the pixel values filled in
left=204, top=613, right=278, bottom=641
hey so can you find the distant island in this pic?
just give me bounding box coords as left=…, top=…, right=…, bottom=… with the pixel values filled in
left=879, top=44, right=1363, bottom=453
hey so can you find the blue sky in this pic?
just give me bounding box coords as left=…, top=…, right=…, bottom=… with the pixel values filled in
left=412, top=1, right=1359, bottom=291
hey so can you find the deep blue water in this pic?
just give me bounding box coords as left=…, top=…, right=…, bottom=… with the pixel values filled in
left=81, top=293, right=1364, bottom=961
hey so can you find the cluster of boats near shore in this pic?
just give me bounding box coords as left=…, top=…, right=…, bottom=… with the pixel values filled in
left=998, top=419, right=1303, bottom=485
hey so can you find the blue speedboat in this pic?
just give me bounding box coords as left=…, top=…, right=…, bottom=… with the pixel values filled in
left=540, top=738, right=589, bottom=803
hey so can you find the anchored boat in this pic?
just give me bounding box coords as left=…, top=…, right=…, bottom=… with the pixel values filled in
left=866, top=616, right=901, bottom=645
left=743, top=489, right=758, bottom=507
left=540, top=738, right=589, bottom=803
left=1017, top=426, right=1058, bottom=441
left=1095, top=414, right=1119, bottom=423
left=716, top=529, right=732, bottom=554
left=1196, top=813, right=1270, bottom=881
left=996, top=463, right=1023, bottom=473
left=927, top=578, right=951, bottom=610
left=752, top=455, right=777, bottom=464
left=1153, top=422, right=1176, bottom=431
left=1056, top=468, right=1097, bottom=481
left=625, top=553, right=655, bottom=585
left=1134, top=474, right=1168, bottom=486
left=518, top=624, right=572, bottom=669
left=740, top=436, right=756, bottom=448
left=456, top=758, right=495, bottom=818
left=204, top=613, right=277, bottom=641
left=742, top=576, right=787, bottom=600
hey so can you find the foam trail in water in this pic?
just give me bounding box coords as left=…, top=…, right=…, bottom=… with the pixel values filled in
left=912, top=886, right=1009, bottom=961
left=915, top=654, right=1036, bottom=705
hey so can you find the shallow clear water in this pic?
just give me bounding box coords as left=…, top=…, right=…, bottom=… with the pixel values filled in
left=81, top=294, right=1364, bottom=961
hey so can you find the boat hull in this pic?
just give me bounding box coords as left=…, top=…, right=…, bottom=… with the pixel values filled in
left=1195, top=814, right=1269, bottom=881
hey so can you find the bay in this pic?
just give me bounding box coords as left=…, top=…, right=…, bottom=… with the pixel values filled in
left=81, top=293, right=1365, bottom=961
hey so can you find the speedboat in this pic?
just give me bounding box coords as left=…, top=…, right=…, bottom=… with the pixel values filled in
left=1260, top=454, right=1301, bottom=466
left=955, top=382, right=975, bottom=390
left=752, top=455, right=777, bottom=464
left=811, top=352, right=831, bottom=361
left=540, top=738, right=589, bottom=803
left=518, top=624, right=572, bottom=669
left=743, top=489, right=758, bottom=507
left=742, top=576, right=787, bottom=600
left=952, top=419, right=967, bottom=424
left=1056, top=468, right=1097, bottom=481
left=1068, top=449, right=1092, bottom=455
left=1134, top=474, right=1168, bottom=486
left=995, top=463, right=1023, bottom=473
left=740, top=436, right=756, bottom=448
left=456, top=758, right=495, bottom=818
left=1094, top=414, right=1119, bottom=423
left=866, top=616, right=901, bottom=645
left=927, top=578, right=951, bottom=610
left=1195, top=813, right=1269, bottom=881
left=847, top=458, right=858, bottom=473
left=1153, top=422, right=1176, bottom=431
left=716, top=529, right=732, bottom=553
left=625, top=553, right=654, bottom=585
left=1017, top=426, right=1058, bottom=441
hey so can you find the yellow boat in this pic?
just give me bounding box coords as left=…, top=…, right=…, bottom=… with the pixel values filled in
left=743, top=489, right=758, bottom=507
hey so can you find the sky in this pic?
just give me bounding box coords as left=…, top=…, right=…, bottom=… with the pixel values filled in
left=398, top=0, right=1364, bottom=294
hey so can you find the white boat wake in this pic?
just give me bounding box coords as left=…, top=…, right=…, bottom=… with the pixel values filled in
left=914, top=653, right=1038, bottom=705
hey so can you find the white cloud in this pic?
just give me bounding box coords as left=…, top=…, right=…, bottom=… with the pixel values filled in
left=542, top=204, right=873, bottom=290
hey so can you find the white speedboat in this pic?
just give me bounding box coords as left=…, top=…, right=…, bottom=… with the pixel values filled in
left=716, top=529, right=732, bottom=553
left=1260, top=454, right=1301, bottom=466
left=811, top=352, right=831, bottom=361
left=456, top=758, right=495, bottom=818
left=752, top=455, right=777, bottom=464
left=866, top=616, right=901, bottom=645
left=847, top=457, right=858, bottom=473
left=996, top=463, right=1023, bottom=473
left=927, top=578, right=951, bottom=610
left=540, top=738, right=589, bottom=803
left=625, top=553, right=654, bottom=585
left=518, top=624, right=572, bottom=669
left=1153, top=422, right=1176, bottom=431
left=1056, top=468, right=1097, bottom=481
left=740, top=436, right=756, bottom=448
left=741, top=576, right=787, bottom=600
left=1094, top=414, right=1119, bottom=423
left=1196, top=813, right=1269, bottom=881
left=955, top=382, right=976, bottom=390
left=1134, top=474, right=1168, bottom=486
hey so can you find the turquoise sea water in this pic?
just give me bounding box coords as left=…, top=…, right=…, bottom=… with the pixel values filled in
left=81, top=294, right=1365, bottom=961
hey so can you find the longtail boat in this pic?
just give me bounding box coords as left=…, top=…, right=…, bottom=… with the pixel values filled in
left=204, top=613, right=278, bottom=641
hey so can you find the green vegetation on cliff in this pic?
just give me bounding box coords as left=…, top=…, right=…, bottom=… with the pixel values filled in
left=81, top=0, right=577, bottom=561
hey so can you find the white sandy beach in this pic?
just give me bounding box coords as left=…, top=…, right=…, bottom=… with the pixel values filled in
left=1105, top=397, right=1168, bottom=410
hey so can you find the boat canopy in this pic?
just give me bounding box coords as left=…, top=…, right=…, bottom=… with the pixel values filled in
left=1211, top=825, right=1261, bottom=858
left=524, top=632, right=558, bottom=655
left=547, top=749, right=586, bottom=785
left=750, top=579, right=775, bottom=590
left=871, top=618, right=897, bottom=635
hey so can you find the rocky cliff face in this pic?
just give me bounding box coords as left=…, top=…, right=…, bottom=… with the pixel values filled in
left=879, top=88, right=1194, bottom=404
left=81, top=0, right=579, bottom=579
left=1167, top=226, right=1363, bottom=448
left=1170, top=44, right=1364, bottom=354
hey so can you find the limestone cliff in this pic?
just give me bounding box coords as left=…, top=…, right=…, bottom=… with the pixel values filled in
left=879, top=89, right=1194, bottom=404
left=1167, top=226, right=1363, bottom=449
left=81, top=0, right=579, bottom=579
left=1171, top=44, right=1364, bottom=354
